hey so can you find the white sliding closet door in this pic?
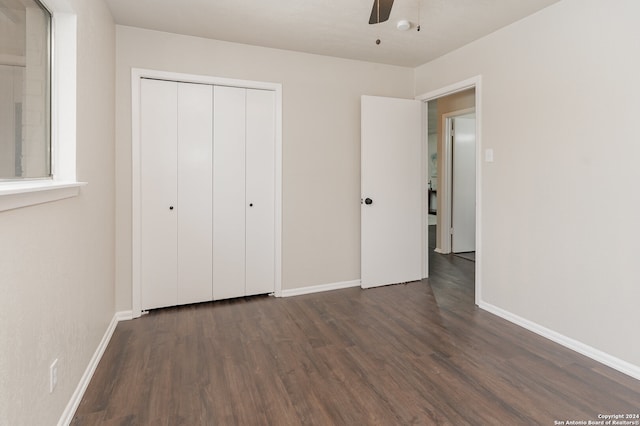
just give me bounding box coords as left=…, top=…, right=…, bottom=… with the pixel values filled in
left=177, top=83, right=213, bottom=304
left=140, top=79, right=178, bottom=310
left=245, top=89, right=276, bottom=296
left=213, top=86, right=247, bottom=300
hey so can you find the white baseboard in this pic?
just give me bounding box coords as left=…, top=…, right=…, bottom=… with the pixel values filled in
left=115, top=310, right=134, bottom=322
left=479, top=301, right=640, bottom=381
left=280, top=280, right=361, bottom=297
left=434, top=248, right=448, bottom=254
left=57, top=310, right=133, bottom=426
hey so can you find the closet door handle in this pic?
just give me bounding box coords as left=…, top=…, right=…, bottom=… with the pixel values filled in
left=169, top=206, right=174, bottom=210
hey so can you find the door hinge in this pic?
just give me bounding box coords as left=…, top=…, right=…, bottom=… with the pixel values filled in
left=450, top=227, right=454, bottom=235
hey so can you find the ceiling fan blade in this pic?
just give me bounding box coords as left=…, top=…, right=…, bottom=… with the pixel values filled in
left=369, top=0, right=394, bottom=24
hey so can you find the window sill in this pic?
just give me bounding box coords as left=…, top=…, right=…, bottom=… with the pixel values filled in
left=0, top=180, right=87, bottom=212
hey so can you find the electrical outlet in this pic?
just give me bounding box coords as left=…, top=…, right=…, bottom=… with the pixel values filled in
left=49, top=359, right=58, bottom=393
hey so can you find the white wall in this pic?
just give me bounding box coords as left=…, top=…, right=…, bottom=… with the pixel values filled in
left=415, top=0, right=640, bottom=369
left=115, top=26, right=414, bottom=310
left=0, top=0, right=115, bottom=424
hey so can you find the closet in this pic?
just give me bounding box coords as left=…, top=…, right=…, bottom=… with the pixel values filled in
left=140, top=78, right=275, bottom=311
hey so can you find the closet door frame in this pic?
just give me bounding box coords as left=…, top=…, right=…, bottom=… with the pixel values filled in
left=131, top=68, right=283, bottom=318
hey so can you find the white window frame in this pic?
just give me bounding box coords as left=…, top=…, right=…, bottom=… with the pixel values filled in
left=0, top=0, right=85, bottom=212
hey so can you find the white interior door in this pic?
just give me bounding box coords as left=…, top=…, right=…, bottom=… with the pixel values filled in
left=361, top=95, right=422, bottom=289
left=213, top=86, right=247, bottom=300
left=245, top=89, right=276, bottom=296
left=177, top=82, right=213, bottom=304
left=140, top=79, right=178, bottom=310
left=451, top=115, right=476, bottom=253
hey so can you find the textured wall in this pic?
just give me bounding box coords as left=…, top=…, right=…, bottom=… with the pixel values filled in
left=0, top=0, right=115, bottom=424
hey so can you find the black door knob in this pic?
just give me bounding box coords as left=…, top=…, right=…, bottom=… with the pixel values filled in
left=365, top=198, right=373, bottom=205
left=169, top=206, right=174, bottom=210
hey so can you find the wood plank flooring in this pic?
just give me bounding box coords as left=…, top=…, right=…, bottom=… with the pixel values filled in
left=73, top=238, right=640, bottom=424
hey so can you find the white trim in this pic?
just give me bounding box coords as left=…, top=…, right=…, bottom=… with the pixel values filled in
left=50, top=10, right=77, bottom=182
left=415, top=76, right=480, bottom=103
left=420, top=102, right=429, bottom=279
left=114, top=310, right=134, bottom=321
left=131, top=68, right=280, bottom=91
left=57, top=310, right=133, bottom=426
left=479, top=302, right=640, bottom=381
left=131, top=68, right=283, bottom=317
left=0, top=181, right=85, bottom=212
left=280, top=280, right=361, bottom=297
left=441, top=112, right=454, bottom=254
left=474, top=79, right=482, bottom=307
left=415, top=75, right=483, bottom=306
left=40, top=0, right=77, bottom=181
left=131, top=71, right=141, bottom=317
left=273, top=87, right=283, bottom=297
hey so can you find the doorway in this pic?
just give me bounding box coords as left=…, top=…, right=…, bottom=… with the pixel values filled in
left=418, top=77, right=481, bottom=305
left=426, top=89, right=476, bottom=255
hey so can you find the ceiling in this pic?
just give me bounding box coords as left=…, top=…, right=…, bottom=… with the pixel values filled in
left=104, top=0, right=561, bottom=68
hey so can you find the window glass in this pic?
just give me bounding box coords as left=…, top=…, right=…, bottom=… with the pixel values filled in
left=0, top=0, right=51, bottom=180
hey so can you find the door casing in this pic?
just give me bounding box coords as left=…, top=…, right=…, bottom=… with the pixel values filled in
left=415, top=76, right=482, bottom=306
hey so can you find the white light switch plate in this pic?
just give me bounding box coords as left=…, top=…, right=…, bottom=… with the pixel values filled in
left=485, top=149, right=494, bottom=162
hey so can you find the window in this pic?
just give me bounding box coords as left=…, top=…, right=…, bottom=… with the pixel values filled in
left=0, top=0, right=82, bottom=212
left=0, top=0, right=51, bottom=180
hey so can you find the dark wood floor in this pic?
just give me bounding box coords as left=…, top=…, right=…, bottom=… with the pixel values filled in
left=74, top=231, right=640, bottom=425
